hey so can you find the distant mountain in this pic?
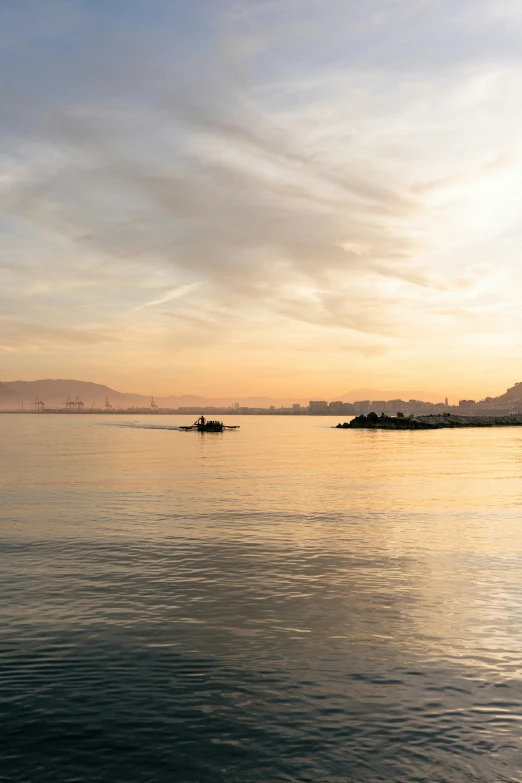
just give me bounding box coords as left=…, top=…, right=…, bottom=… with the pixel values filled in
left=0, top=378, right=450, bottom=410
left=159, top=395, right=312, bottom=407
left=4, top=379, right=151, bottom=410
left=0, top=382, right=20, bottom=409
left=1, top=380, right=310, bottom=410
left=482, top=382, right=522, bottom=406
left=340, top=388, right=444, bottom=404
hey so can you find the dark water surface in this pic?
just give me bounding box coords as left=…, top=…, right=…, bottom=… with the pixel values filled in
left=2, top=414, right=522, bottom=782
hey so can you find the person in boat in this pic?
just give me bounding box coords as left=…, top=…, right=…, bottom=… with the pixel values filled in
left=196, top=415, right=206, bottom=426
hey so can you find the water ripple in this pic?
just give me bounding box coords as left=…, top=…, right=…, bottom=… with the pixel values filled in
left=2, top=415, right=522, bottom=781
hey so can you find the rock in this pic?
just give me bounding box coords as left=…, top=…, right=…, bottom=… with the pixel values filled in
left=336, top=414, right=522, bottom=430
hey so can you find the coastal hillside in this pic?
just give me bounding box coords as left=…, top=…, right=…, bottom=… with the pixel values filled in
left=0, top=382, right=20, bottom=408
left=1, top=379, right=311, bottom=410
left=340, top=388, right=442, bottom=403
left=483, top=382, right=522, bottom=405
left=3, top=380, right=154, bottom=410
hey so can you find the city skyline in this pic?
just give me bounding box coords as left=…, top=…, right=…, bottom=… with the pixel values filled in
left=2, top=376, right=522, bottom=413
left=0, top=368, right=517, bottom=402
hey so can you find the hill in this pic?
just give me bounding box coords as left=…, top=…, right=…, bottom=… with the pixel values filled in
left=2, top=380, right=314, bottom=409
left=0, top=379, right=462, bottom=410
left=485, top=382, right=522, bottom=404
left=0, top=382, right=20, bottom=409
left=340, top=388, right=444, bottom=404
left=1, top=380, right=310, bottom=410
left=4, top=379, right=150, bottom=410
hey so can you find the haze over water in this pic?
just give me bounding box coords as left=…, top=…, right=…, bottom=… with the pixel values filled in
left=2, top=414, right=522, bottom=782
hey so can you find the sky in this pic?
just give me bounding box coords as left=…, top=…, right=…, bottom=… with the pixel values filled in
left=2, top=0, right=522, bottom=399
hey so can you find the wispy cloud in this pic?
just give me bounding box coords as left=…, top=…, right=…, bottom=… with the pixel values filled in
left=0, top=319, right=121, bottom=350
left=134, top=282, right=204, bottom=310
left=2, top=0, right=522, bottom=394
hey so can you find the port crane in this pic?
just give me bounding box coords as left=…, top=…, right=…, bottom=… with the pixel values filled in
left=33, top=396, right=44, bottom=412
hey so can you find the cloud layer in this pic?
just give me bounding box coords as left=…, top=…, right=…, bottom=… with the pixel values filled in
left=2, top=0, right=522, bottom=396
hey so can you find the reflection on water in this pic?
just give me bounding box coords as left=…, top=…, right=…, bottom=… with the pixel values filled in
left=2, top=414, right=522, bottom=782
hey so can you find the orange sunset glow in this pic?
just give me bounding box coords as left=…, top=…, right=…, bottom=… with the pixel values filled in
left=2, top=2, right=522, bottom=400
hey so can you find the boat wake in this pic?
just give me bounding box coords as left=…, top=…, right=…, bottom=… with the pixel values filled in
left=96, top=422, right=183, bottom=431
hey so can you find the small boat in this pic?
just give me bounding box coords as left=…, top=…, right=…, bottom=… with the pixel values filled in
left=179, top=416, right=240, bottom=433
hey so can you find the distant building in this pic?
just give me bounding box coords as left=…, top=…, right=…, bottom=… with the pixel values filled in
left=328, top=400, right=344, bottom=415
left=309, top=400, right=328, bottom=415
left=341, top=402, right=355, bottom=415
left=371, top=401, right=386, bottom=414
left=354, top=400, right=371, bottom=415
left=292, top=403, right=301, bottom=410
left=386, top=399, right=407, bottom=415
left=234, top=402, right=240, bottom=410
left=445, top=397, right=449, bottom=407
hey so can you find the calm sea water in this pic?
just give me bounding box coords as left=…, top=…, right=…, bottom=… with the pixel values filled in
left=2, top=414, right=522, bottom=782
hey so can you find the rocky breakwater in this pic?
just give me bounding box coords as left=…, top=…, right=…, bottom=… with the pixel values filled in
left=336, top=412, right=522, bottom=430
